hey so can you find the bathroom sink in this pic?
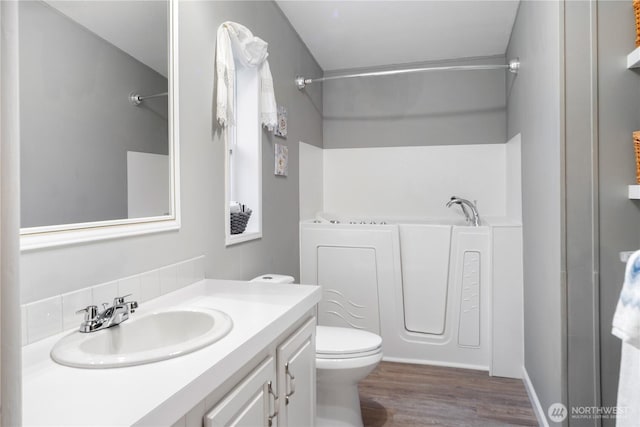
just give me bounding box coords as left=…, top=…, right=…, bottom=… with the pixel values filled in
left=51, top=308, right=233, bottom=368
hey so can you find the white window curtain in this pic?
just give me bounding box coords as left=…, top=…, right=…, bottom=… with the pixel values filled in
left=216, top=21, right=277, bottom=131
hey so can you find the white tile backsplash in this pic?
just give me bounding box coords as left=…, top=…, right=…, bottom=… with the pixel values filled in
left=139, top=269, right=161, bottom=302
left=194, top=256, right=205, bottom=281
left=118, top=275, right=141, bottom=302
left=177, top=260, right=195, bottom=289
left=92, top=281, right=118, bottom=308
left=159, top=264, right=179, bottom=295
left=26, top=296, right=63, bottom=343
left=22, top=256, right=205, bottom=345
left=62, top=288, right=92, bottom=331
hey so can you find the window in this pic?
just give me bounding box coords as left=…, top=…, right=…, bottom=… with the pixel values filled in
left=225, top=60, right=262, bottom=245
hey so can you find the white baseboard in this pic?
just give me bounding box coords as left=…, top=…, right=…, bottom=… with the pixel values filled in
left=382, top=356, right=488, bottom=372
left=522, top=367, right=549, bottom=427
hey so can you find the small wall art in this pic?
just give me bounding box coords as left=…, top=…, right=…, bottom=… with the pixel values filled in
left=274, top=143, right=288, bottom=176
left=274, top=106, right=288, bottom=138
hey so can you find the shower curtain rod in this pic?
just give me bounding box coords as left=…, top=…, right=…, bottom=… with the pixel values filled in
left=128, top=91, right=168, bottom=106
left=295, top=58, right=520, bottom=90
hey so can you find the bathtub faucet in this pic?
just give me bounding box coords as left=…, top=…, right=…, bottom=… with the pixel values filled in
left=446, top=196, right=480, bottom=227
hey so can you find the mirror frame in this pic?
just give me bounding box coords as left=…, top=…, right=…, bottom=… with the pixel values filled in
left=20, top=0, right=180, bottom=251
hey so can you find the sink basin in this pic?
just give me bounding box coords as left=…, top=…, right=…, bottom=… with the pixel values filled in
left=51, top=307, right=233, bottom=368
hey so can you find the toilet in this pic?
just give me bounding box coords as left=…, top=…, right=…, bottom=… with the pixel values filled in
left=250, top=274, right=383, bottom=427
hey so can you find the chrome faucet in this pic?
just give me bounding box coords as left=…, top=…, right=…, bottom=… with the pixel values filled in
left=76, top=294, right=138, bottom=333
left=446, top=196, right=480, bottom=227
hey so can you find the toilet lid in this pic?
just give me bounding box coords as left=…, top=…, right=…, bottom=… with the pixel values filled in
left=316, top=326, right=382, bottom=356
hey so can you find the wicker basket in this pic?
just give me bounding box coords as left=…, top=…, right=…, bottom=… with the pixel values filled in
left=634, top=131, right=640, bottom=184
left=634, top=0, right=640, bottom=47
left=230, top=209, right=252, bottom=235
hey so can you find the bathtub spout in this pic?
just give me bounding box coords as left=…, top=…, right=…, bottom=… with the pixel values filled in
left=446, top=196, right=480, bottom=226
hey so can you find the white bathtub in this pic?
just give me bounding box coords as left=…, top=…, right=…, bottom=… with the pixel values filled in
left=300, top=214, right=492, bottom=371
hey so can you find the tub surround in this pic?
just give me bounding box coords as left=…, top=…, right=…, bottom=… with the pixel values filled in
left=322, top=144, right=510, bottom=219
left=22, top=279, right=321, bottom=426
left=299, top=142, right=324, bottom=223
left=300, top=136, right=522, bottom=225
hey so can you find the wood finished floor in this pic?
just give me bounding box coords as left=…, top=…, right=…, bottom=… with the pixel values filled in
left=359, top=362, right=538, bottom=427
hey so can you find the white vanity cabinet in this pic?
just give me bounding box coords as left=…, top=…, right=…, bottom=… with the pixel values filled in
left=205, top=356, right=278, bottom=426
left=203, top=317, right=316, bottom=427
left=276, top=318, right=316, bottom=427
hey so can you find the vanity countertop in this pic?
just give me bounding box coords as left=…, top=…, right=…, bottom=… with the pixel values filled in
left=22, top=279, right=321, bottom=426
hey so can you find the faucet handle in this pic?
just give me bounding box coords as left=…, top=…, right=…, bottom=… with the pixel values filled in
left=76, top=305, right=98, bottom=321
left=113, top=295, right=138, bottom=313
left=127, top=300, right=139, bottom=313
left=113, top=294, right=132, bottom=305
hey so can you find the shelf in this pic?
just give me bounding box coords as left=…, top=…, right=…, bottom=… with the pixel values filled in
left=625, top=49, right=640, bottom=197
left=225, top=231, right=262, bottom=246
left=628, top=47, right=640, bottom=68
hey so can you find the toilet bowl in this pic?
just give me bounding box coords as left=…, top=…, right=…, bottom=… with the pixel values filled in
left=250, top=274, right=383, bottom=427
left=315, top=325, right=383, bottom=427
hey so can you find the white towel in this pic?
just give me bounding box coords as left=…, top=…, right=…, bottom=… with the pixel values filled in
left=613, top=250, right=640, bottom=347
left=216, top=22, right=277, bottom=131
left=229, top=201, right=241, bottom=214
left=259, top=61, right=277, bottom=131
left=616, top=343, right=640, bottom=426
left=613, top=250, right=640, bottom=425
left=215, top=23, right=234, bottom=128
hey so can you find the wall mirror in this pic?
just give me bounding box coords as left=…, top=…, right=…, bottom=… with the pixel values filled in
left=19, top=0, right=180, bottom=250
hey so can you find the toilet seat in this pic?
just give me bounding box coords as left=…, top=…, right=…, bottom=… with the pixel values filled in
left=315, top=326, right=382, bottom=359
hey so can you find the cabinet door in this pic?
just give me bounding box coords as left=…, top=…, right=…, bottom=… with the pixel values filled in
left=205, top=356, right=278, bottom=427
left=277, top=318, right=316, bottom=427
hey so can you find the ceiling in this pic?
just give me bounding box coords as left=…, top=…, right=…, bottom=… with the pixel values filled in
left=276, top=1, right=520, bottom=71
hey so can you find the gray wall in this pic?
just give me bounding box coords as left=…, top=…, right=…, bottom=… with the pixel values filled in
left=562, top=2, right=640, bottom=425
left=506, top=1, right=566, bottom=424
left=323, top=56, right=506, bottom=149
left=595, top=1, right=640, bottom=422
left=564, top=1, right=600, bottom=422
left=178, top=1, right=322, bottom=282
left=19, top=1, right=168, bottom=228
left=20, top=1, right=323, bottom=303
